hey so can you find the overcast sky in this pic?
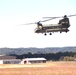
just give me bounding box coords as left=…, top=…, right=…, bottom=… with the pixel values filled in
left=0, top=0, right=76, bottom=48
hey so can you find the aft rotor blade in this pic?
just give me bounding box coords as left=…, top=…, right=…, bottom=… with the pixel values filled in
left=43, top=14, right=76, bottom=19
left=68, top=14, right=76, bottom=17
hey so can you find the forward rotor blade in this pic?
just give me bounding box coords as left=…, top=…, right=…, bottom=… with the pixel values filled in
left=23, top=20, right=42, bottom=25
left=21, top=22, right=37, bottom=25
left=41, top=17, right=59, bottom=22
left=43, top=17, right=61, bottom=18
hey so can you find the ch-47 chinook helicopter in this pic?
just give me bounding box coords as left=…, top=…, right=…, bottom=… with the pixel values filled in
left=25, top=14, right=76, bottom=35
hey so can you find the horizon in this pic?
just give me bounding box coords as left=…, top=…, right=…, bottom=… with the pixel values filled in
left=0, top=46, right=76, bottom=49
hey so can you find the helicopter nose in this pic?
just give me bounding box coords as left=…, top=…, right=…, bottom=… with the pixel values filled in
left=34, top=28, right=38, bottom=33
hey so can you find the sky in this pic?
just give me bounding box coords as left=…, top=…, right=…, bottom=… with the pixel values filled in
left=0, top=0, right=76, bottom=48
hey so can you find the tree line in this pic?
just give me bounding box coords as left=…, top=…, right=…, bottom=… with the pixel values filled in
left=10, top=52, right=76, bottom=61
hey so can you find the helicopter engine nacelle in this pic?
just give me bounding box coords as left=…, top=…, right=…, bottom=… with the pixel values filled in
left=61, top=22, right=70, bottom=28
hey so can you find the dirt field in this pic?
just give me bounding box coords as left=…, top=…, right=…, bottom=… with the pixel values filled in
left=0, top=61, right=76, bottom=75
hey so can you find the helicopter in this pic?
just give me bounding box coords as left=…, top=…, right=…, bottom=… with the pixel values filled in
left=25, top=14, right=76, bottom=35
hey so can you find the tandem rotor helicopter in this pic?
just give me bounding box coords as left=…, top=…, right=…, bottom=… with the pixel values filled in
left=24, top=14, right=76, bottom=35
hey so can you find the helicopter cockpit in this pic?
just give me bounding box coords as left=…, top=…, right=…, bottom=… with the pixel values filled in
left=37, top=22, right=43, bottom=29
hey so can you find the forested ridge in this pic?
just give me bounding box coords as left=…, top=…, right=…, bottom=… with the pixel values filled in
left=11, top=52, right=76, bottom=61
left=0, top=47, right=76, bottom=61
left=0, top=46, right=76, bottom=55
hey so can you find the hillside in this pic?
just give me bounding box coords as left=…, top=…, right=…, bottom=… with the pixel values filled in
left=0, top=46, right=76, bottom=55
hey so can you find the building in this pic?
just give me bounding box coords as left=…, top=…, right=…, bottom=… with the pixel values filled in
left=21, top=58, right=46, bottom=64
left=0, top=55, right=21, bottom=64
left=0, top=56, right=16, bottom=60
left=0, top=56, right=46, bottom=64
left=0, top=59, right=21, bottom=64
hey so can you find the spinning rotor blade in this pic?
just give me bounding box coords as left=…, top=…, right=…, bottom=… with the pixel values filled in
left=42, top=14, right=76, bottom=22
left=23, top=23, right=36, bottom=25
left=19, top=14, right=76, bottom=26
left=40, top=17, right=59, bottom=22
left=67, top=14, right=76, bottom=17
left=43, top=14, right=76, bottom=19
left=43, top=17, right=61, bottom=18
left=21, top=21, right=41, bottom=25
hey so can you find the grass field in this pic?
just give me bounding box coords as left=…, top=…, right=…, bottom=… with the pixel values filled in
left=0, top=61, right=76, bottom=75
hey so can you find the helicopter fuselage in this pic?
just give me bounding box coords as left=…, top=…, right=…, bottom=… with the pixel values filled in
left=35, top=23, right=69, bottom=35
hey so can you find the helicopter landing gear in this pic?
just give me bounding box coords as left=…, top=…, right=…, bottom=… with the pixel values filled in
left=65, top=29, right=69, bottom=33
left=44, top=33, right=47, bottom=36
left=44, top=30, right=47, bottom=36
left=65, top=30, right=68, bottom=33
left=60, top=31, right=62, bottom=33
left=44, top=33, right=52, bottom=35
left=49, top=33, right=52, bottom=35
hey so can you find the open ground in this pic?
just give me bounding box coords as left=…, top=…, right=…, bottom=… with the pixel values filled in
left=0, top=61, right=76, bottom=75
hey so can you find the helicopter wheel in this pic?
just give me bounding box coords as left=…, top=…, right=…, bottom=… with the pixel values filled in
left=60, top=31, right=62, bottom=33
left=49, top=33, right=52, bottom=35
left=66, top=30, right=68, bottom=33
left=44, top=33, right=47, bottom=36
left=65, top=29, right=68, bottom=33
